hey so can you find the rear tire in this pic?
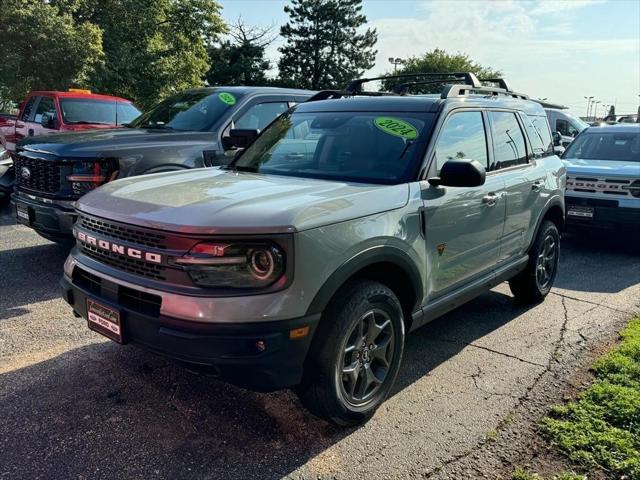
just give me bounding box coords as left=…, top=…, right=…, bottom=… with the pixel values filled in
left=509, top=220, right=560, bottom=304
left=297, top=280, right=405, bottom=426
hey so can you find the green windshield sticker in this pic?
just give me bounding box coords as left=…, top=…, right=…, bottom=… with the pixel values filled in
left=218, top=92, right=236, bottom=106
left=374, top=117, right=418, bottom=140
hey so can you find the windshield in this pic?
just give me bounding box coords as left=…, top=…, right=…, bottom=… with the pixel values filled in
left=564, top=130, right=640, bottom=162
left=59, top=99, right=141, bottom=125
left=231, top=111, right=433, bottom=184
left=130, top=90, right=243, bottom=131
left=566, top=112, right=589, bottom=131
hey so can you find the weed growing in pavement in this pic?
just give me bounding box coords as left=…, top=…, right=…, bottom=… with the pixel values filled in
left=539, top=316, right=640, bottom=478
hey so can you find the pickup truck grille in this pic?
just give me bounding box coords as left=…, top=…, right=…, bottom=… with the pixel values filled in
left=14, top=154, right=61, bottom=194
left=566, top=176, right=640, bottom=198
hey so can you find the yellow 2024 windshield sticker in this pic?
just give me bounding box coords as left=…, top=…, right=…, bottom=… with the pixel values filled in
left=218, top=92, right=236, bottom=105
left=374, top=117, right=418, bottom=139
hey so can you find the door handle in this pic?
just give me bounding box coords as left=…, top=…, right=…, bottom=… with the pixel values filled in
left=531, top=180, right=544, bottom=192
left=286, top=153, right=304, bottom=160
left=28, top=129, right=34, bottom=136
left=482, top=193, right=498, bottom=206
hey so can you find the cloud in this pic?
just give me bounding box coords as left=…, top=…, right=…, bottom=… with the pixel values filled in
left=368, top=0, right=639, bottom=114
left=529, top=0, right=605, bottom=16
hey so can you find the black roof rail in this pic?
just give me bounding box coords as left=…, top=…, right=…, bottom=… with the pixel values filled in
left=392, top=78, right=468, bottom=95
left=345, top=72, right=481, bottom=93
left=441, top=84, right=529, bottom=100
left=479, top=78, right=512, bottom=92
left=306, top=90, right=397, bottom=102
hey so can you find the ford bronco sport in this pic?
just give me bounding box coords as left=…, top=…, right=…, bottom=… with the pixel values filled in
left=61, top=73, right=566, bottom=426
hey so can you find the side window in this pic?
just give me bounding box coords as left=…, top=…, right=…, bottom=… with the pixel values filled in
left=521, top=114, right=547, bottom=158
left=20, top=96, right=38, bottom=121
left=531, top=115, right=553, bottom=154
left=433, top=111, right=488, bottom=174
left=234, top=102, right=289, bottom=131
left=489, top=111, right=527, bottom=170
left=556, top=118, right=579, bottom=137
left=34, top=96, right=55, bottom=124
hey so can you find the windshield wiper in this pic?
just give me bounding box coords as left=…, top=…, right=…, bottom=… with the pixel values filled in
left=139, top=123, right=174, bottom=130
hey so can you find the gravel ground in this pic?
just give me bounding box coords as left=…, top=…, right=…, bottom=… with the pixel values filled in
left=0, top=203, right=639, bottom=480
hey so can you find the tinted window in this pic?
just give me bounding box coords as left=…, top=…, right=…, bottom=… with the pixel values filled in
left=234, top=102, right=289, bottom=130
left=556, top=118, right=579, bottom=137
left=34, top=96, right=55, bottom=123
left=20, top=96, right=37, bottom=121
left=489, top=111, right=527, bottom=169
left=522, top=114, right=553, bottom=157
left=131, top=90, right=244, bottom=131
left=60, top=99, right=141, bottom=125
left=564, top=131, right=640, bottom=162
left=233, top=111, right=433, bottom=184
left=433, top=111, right=488, bottom=173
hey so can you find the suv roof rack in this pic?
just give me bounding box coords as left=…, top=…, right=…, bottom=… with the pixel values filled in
left=306, top=73, right=529, bottom=103
left=345, top=72, right=482, bottom=93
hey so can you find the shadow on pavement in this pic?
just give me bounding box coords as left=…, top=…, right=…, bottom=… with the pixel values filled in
left=0, top=290, right=528, bottom=480
left=0, top=242, right=70, bottom=320
left=553, top=231, right=640, bottom=294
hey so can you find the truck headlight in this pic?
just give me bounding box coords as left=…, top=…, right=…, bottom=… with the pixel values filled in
left=174, top=242, right=286, bottom=289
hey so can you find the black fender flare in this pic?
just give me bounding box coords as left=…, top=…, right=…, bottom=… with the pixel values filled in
left=527, top=196, right=565, bottom=252
left=305, top=244, right=423, bottom=317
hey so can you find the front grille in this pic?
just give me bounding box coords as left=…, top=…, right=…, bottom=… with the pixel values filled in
left=14, top=154, right=61, bottom=194
left=80, top=215, right=167, bottom=249
left=567, top=175, right=637, bottom=197
left=80, top=243, right=166, bottom=281
left=118, top=285, right=161, bottom=317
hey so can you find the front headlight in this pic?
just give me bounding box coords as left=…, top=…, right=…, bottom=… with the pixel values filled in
left=174, top=242, right=286, bottom=289
left=0, top=149, right=12, bottom=166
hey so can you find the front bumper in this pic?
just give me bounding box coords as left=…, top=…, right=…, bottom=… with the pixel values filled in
left=566, top=195, right=640, bottom=230
left=11, top=191, right=77, bottom=238
left=60, top=271, right=320, bottom=392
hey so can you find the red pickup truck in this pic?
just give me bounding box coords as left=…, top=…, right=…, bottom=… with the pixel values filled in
left=0, top=89, right=141, bottom=152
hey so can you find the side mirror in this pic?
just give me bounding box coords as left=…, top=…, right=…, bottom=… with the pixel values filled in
left=41, top=112, right=58, bottom=129
left=222, top=128, right=259, bottom=150
left=428, top=159, right=486, bottom=188
left=552, top=131, right=562, bottom=147
left=554, top=145, right=565, bottom=156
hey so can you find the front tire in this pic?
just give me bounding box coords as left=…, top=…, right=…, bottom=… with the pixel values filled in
left=297, top=280, right=405, bottom=426
left=509, top=220, right=560, bottom=304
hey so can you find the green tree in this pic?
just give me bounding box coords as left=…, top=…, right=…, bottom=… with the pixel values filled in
left=206, top=19, right=275, bottom=86
left=61, top=0, right=226, bottom=108
left=608, top=105, right=616, bottom=117
left=277, top=0, right=377, bottom=90
left=382, top=49, right=501, bottom=94
left=0, top=0, right=103, bottom=104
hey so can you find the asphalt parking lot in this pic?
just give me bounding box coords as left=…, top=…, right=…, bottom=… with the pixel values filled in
left=1, top=203, right=639, bottom=480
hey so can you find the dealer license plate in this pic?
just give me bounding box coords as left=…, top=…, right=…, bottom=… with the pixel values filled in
left=86, top=299, right=123, bottom=343
left=16, top=204, right=30, bottom=224
left=567, top=205, right=594, bottom=219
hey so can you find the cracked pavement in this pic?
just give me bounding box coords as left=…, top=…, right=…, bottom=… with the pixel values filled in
left=1, top=204, right=639, bottom=480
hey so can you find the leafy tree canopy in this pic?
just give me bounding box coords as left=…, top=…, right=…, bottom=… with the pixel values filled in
left=382, top=49, right=501, bottom=94
left=277, top=0, right=377, bottom=90
left=206, top=19, right=275, bottom=87
left=63, top=0, right=226, bottom=108
left=0, top=0, right=103, bottom=106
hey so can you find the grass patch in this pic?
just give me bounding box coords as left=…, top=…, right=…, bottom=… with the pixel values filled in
left=539, top=317, right=640, bottom=478
left=512, top=467, right=585, bottom=480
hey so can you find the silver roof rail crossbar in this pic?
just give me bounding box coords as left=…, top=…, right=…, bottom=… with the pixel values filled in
left=345, top=72, right=482, bottom=93
left=441, top=84, right=529, bottom=100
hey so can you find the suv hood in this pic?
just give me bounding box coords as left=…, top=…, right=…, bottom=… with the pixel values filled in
left=18, top=128, right=216, bottom=157
left=77, top=168, right=409, bottom=234
left=563, top=158, right=640, bottom=178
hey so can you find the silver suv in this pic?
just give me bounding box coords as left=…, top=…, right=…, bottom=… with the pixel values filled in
left=61, top=74, right=566, bottom=426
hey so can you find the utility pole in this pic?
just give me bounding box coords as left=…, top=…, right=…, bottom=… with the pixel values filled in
left=592, top=101, right=601, bottom=121
left=584, top=96, right=593, bottom=120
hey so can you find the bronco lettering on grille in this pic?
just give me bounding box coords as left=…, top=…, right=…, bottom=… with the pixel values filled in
left=74, top=230, right=163, bottom=264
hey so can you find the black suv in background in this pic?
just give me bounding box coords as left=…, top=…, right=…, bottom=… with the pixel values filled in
left=11, top=86, right=313, bottom=242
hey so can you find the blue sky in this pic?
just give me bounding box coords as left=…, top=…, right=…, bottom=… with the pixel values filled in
left=219, top=0, right=640, bottom=117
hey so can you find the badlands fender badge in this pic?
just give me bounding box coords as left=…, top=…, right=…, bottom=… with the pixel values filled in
left=437, top=243, right=446, bottom=256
